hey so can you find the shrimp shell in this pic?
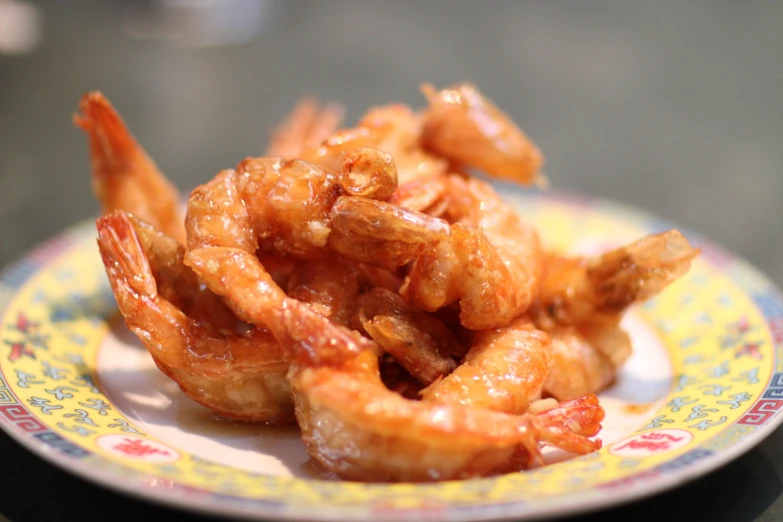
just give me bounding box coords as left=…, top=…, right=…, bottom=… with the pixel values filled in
left=74, top=92, right=185, bottom=244
left=535, top=230, right=700, bottom=328
left=420, top=83, right=544, bottom=186
left=96, top=212, right=292, bottom=423
left=357, top=288, right=462, bottom=384
left=266, top=97, right=345, bottom=158
left=274, top=299, right=604, bottom=482
left=421, top=321, right=552, bottom=414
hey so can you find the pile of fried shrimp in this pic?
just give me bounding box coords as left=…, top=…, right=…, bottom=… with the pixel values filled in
left=74, top=82, right=700, bottom=483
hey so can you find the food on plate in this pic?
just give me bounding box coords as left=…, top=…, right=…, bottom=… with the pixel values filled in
left=401, top=173, right=543, bottom=330
left=419, top=319, right=552, bottom=415
left=74, top=92, right=186, bottom=244
left=96, top=212, right=293, bottom=423
left=76, top=82, right=700, bottom=482
left=274, top=299, right=604, bottom=482
left=419, top=82, right=545, bottom=186
left=532, top=231, right=701, bottom=400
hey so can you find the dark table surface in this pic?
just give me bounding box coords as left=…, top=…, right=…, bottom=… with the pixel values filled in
left=1, top=1, right=782, bottom=521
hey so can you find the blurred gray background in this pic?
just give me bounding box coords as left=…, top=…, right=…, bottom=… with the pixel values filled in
left=1, top=0, right=781, bottom=286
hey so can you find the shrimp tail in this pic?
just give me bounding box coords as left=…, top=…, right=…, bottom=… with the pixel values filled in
left=75, top=91, right=185, bottom=244
left=531, top=395, right=605, bottom=454
left=266, top=97, right=345, bottom=157
left=512, top=395, right=605, bottom=469
left=73, top=92, right=136, bottom=172
left=96, top=211, right=158, bottom=303
left=588, top=230, right=700, bottom=313
left=97, top=211, right=294, bottom=423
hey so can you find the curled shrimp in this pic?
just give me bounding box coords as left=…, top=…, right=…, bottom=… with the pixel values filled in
left=419, top=82, right=545, bottom=186
left=74, top=91, right=186, bottom=244
left=421, top=320, right=552, bottom=415
left=543, top=325, right=626, bottom=401
left=534, top=230, right=699, bottom=399
left=273, top=299, right=604, bottom=482
left=122, top=212, right=239, bottom=331
left=356, top=288, right=462, bottom=384
left=182, top=245, right=604, bottom=482
left=185, top=154, right=449, bottom=272
left=534, top=230, right=700, bottom=328
left=403, top=175, right=543, bottom=330
left=298, top=104, right=447, bottom=185
left=96, top=212, right=293, bottom=423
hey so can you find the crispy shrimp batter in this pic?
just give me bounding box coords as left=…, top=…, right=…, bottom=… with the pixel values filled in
left=97, top=212, right=293, bottom=423
left=276, top=300, right=603, bottom=482
left=534, top=231, right=700, bottom=400
left=402, top=175, right=543, bottom=330
left=85, top=81, right=700, bottom=482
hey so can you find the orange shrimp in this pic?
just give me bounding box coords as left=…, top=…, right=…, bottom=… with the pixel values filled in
left=356, top=288, right=462, bottom=384
left=534, top=230, right=700, bottom=328
left=272, top=298, right=604, bottom=482
left=74, top=91, right=185, bottom=244
left=265, top=97, right=345, bottom=158
left=326, top=195, right=451, bottom=270
left=419, top=82, right=545, bottom=186
left=185, top=154, right=449, bottom=273
left=96, top=212, right=292, bottom=423
left=122, top=212, right=239, bottom=331
left=421, top=320, right=552, bottom=414
left=296, top=103, right=448, bottom=185
left=534, top=230, right=699, bottom=399
left=182, top=245, right=604, bottom=481
left=543, top=325, right=625, bottom=401
left=403, top=175, right=543, bottom=330
left=286, top=260, right=362, bottom=328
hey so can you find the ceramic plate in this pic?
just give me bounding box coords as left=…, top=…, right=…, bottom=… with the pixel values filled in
left=1, top=189, right=782, bottom=522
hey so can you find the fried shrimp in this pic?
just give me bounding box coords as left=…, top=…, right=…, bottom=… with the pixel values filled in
left=299, top=104, right=447, bottom=185
left=84, top=81, right=702, bottom=482
left=182, top=243, right=604, bottom=481
left=542, top=325, right=628, bottom=401
left=275, top=299, right=604, bottom=482
left=535, top=230, right=700, bottom=328
left=185, top=154, right=449, bottom=271
left=404, top=175, right=543, bottom=330
left=356, top=288, right=462, bottom=384
left=286, top=260, right=361, bottom=328
left=122, top=212, right=238, bottom=330
left=96, top=212, right=293, bottom=423
left=535, top=230, right=699, bottom=399
left=421, top=320, right=552, bottom=414
left=420, top=82, right=545, bottom=186
left=265, top=97, right=345, bottom=158
left=74, top=91, right=186, bottom=244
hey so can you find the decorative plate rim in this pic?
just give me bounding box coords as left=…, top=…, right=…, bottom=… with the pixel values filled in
left=1, top=188, right=782, bottom=522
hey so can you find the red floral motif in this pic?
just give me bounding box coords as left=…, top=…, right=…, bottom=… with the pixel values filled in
left=112, top=437, right=171, bottom=458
